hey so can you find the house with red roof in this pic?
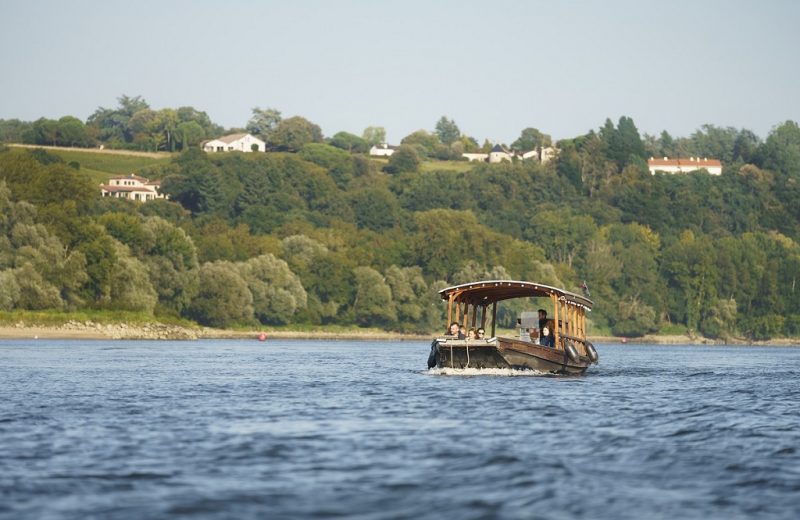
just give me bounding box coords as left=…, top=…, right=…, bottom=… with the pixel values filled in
left=100, top=175, right=165, bottom=202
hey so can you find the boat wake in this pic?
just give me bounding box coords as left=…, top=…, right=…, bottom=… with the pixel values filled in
left=424, top=367, right=548, bottom=377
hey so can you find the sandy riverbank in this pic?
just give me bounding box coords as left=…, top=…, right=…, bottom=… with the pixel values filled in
left=0, top=322, right=797, bottom=346
left=0, top=321, right=429, bottom=341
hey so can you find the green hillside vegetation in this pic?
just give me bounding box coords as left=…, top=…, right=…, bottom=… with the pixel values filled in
left=1, top=98, right=799, bottom=340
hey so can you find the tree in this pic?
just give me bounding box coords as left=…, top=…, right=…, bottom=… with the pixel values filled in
left=362, top=126, right=386, bottom=146
left=246, top=107, right=282, bottom=140
left=612, top=295, right=658, bottom=337
left=266, top=116, right=322, bottom=152
left=329, top=131, right=369, bottom=153
left=352, top=266, right=396, bottom=326
left=188, top=261, right=253, bottom=327
left=237, top=254, right=307, bottom=324
left=177, top=121, right=205, bottom=150
left=512, top=127, right=552, bottom=151
left=106, top=241, right=157, bottom=313
left=56, top=116, right=90, bottom=147
left=400, top=130, right=439, bottom=157
left=434, top=116, right=461, bottom=145
left=384, top=144, right=420, bottom=174
left=299, top=143, right=355, bottom=188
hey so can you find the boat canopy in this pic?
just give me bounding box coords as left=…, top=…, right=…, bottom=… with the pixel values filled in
left=439, top=280, right=593, bottom=310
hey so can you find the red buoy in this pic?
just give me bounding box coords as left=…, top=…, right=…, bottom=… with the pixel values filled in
left=258, top=332, right=267, bottom=341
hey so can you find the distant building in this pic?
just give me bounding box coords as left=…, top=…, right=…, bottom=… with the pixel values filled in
left=489, top=144, right=513, bottom=163
left=463, top=145, right=557, bottom=164
left=202, top=133, right=265, bottom=153
left=100, top=174, right=165, bottom=202
left=369, top=143, right=398, bottom=157
left=648, top=157, right=722, bottom=175
left=463, top=153, right=489, bottom=162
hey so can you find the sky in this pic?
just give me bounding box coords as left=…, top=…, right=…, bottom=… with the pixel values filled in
left=2, top=0, right=799, bottom=144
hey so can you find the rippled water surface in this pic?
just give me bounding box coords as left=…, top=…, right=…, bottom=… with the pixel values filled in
left=1, top=339, right=799, bottom=519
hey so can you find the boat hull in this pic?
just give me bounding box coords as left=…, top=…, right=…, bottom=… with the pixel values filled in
left=429, top=337, right=592, bottom=375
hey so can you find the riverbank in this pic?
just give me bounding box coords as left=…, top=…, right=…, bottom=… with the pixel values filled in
left=0, top=321, right=797, bottom=345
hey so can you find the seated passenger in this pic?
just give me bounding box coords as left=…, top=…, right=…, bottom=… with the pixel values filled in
left=539, top=326, right=555, bottom=348
left=459, top=325, right=467, bottom=339
left=467, top=328, right=477, bottom=340
left=447, top=322, right=462, bottom=338
left=477, top=328, right=486, bottom=340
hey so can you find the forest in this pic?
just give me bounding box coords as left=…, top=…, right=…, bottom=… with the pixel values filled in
left=0, top=96, right=799, bottom=340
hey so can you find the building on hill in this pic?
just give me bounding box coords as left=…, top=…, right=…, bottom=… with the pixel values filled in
left=369, top=143, right=398, bottom=157
left=648, top=157, right=722, bottom=175
left=202, top=133, right=265, bottom=153
left=463, top=152, right=489, bottom=162
left=100, top=174, right=165, bottom=202
left=463, top=145, right=557, bottom=164
left=489, top=144, right=513, bottom=163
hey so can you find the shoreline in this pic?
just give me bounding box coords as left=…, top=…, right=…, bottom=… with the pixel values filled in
left=0, top=323, right=797, bottom=346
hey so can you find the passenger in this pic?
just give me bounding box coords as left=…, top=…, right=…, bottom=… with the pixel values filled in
left=445, top=321, right=463, bottom=339
left=477, top=328, right=486, bottom=340
left=539, top=326, right=555, bottom=348
left=467, top=328, right=477, bottom=340
left=534, top=308, right=548, bottom=338
left=459, top=325, right=467, bottom=339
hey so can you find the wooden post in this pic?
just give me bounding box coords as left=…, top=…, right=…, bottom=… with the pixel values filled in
left=447, top=295, right=454, bottom=328
left=552, top=294, right=560, bottom=349
left=480, top=305, right=487, bottom=329
left=491, top=302, right=497, bottom=337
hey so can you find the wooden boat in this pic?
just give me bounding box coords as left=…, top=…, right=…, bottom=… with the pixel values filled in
left=427, top=280, right=598, bottom=374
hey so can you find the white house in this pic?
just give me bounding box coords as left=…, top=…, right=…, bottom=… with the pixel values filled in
left=100, top=174, right=165, bottom=202
left=648, top=157, right=722, bottom=175
left=463, top=153, right=489, bottom=162
left=369, top=143, right=398, bottom=157
left=488, top=144, right=514, bottom=163
left=464, top=145, right=558, bottom=164
left=202, top=133, right=265, bottom=153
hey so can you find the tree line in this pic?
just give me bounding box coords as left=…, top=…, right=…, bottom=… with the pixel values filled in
left=0, top=101, right=798, bottom=339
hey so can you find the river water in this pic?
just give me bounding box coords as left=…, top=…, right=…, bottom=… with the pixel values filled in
left=1, top=339, right=799, bottom=519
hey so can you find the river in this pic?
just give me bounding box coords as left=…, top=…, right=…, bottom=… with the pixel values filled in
left=1, top=339, right=799, bottom=519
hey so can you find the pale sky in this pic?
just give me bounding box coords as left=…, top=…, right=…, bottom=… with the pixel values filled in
left=2, top=0, right=799, bottom=144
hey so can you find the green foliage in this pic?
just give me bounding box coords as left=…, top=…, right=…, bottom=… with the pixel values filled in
left=270, top=116, right=323, bottom=152
left=329, top=131, right=369, bottom=154
left=361, top=126, right=386, bottom=146
left=246, top=107, right=282, bottom=141
left=512, top=128, right=552, bottom=151
left=188, top=261, right=253, bottom=328
left=300, top=143, right=355, bottom=188
left=238, top=254, right=307, bottom=324
left=2, top=108, right=800, bottom=338
left=611, top=295, right=658, bottom=337
left=384, top=145, right=420, bottom=174
left=352, top=266, right=396, bottom=326
left=434, top=116, right=461, bottom=146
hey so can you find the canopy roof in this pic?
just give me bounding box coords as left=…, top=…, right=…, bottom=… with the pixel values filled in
left=439, top=280, right=593, bottom=310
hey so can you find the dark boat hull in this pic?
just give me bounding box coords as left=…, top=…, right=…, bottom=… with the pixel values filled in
left=429, top=337, right=592, bottom=375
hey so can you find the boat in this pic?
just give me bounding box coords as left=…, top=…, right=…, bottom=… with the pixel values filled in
left=427, top=280, right=598, bottom=374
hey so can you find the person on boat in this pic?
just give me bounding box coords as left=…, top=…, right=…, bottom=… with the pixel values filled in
left=467, top=328, right=477, bottom=340
left=537, top=309, right=548, bottom=331
left=447, top=321, right=465, bottom=339
left=477, top=328, right=486, bottom=340
left=459, top=325, right=467, bottom=339
left=539, top=326, right=555, bottom=348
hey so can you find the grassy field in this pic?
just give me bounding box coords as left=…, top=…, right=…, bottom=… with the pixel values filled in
left=8, top=144, right=173, bottom=184
left=420, top=159, right=474, bottom=173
